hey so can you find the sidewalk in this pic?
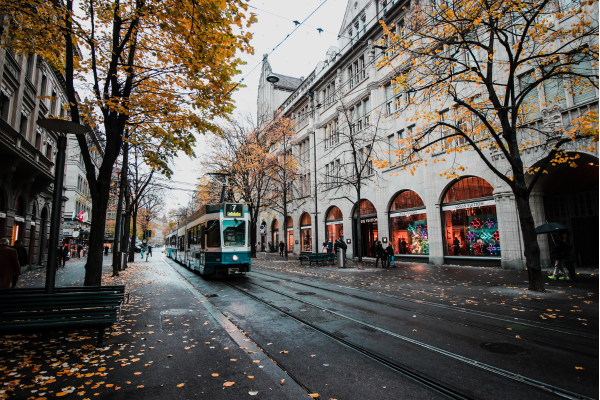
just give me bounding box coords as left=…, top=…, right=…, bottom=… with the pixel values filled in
left=0, top=254, right=306, bottom=400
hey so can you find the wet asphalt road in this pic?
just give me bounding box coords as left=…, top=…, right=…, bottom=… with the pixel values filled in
left=163, top=255, right=598, bottom=400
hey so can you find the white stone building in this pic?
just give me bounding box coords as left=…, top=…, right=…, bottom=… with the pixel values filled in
left=256, top=0, right=599, bottom=270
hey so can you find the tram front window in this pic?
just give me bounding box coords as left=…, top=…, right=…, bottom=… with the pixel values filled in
left=223, top=219, right=246, bottom=246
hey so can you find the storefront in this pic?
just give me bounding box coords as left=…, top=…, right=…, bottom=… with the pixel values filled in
left=325, top=206, right=344, bottom=243
left=285, top=216, right=293, bottom=252
left=300, top=212, right=312, bottom=252
left=259, top=221, right=267, bottom=252
left=353, top=200, right=378, bottom=258
left=389, top=191, right=428, bottom=255
left=271, top=219, right=279, bottom=251
left=11, top=196, right=26, bottom=246
left=442, top=177, right=500, bottom=258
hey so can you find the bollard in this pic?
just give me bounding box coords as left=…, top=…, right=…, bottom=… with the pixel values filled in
left=337, top=250, right=345, bottom=268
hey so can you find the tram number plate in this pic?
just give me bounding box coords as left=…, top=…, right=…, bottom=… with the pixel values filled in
left=228, top=268, right=240, bottom=274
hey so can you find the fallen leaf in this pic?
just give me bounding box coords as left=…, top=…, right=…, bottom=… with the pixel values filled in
left=249, top=391, right=258, bottom=396
left=167, top=355, right=173, bottom=358
left=177, top=383, right=185, bottom=388
left=211, top=373, right=219, bottom=377
left=575, top=367, right=583, bottom=370
left=311, top=355, right=316, bottom=357
left=247, top=376, right=254, bottom=379
left=56, top=393, right=69, bottom=397
left=134, top=372, right=142, bottom=375
left=280, top=379, right=285, bottom=385
left=309, top=394, right=319, bottom=398
left=253, top=360, right=260, bottom=364
left=137, top=385, right=144, bottom=388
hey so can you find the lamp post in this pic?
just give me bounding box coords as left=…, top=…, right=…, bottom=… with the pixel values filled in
left=37, top=119, right=89, bottom=294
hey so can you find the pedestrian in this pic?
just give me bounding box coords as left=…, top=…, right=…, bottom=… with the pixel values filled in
left=279, top=241, right=285, bottom=256
left=550, top=231, right=573, bottom=280
left=83, top=244, right=88, bottom=257
left=399, top=237, right=407, bottom=254
left=321, top=241, right=327, bottom=253
left=59, top=241, right=69, bottom=268
left=327, top=240, right=333, bottom=253
left=12, top=239, right=29, bottom=273
left=453, top=236, right=461, bottom=255
left=385, top=243, right=395, bottom=268
left=0, top=238, right=21, bottom=288
left=104, top=245, right=109, bottom=256
left=381, top=243, right=388, bottom=268
left=375, top=241, right=384, bottom=268
left=77, top=243, right=82, bottom=258
left=141, top=242, right=148, bottom=260
left=148, top=245, right=153, bottom=257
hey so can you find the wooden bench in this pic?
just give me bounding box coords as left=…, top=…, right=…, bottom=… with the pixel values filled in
left=0, top=291, right=123, bottom=345
left=1, top=285, right=129, bottom=308
left=300, top=253, right=336, bottom=266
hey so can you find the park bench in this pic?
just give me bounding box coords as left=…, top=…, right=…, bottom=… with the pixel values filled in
left=0, top=291, right=124, bottom=345
left=0, top=285, right=129, bottom=307
left=299, top=253, right=336, bottom=266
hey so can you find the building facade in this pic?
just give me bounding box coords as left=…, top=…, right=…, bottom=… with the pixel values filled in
left=257, top=0, right=599, bottom=270
left=0, top=48, right=70, bottom=271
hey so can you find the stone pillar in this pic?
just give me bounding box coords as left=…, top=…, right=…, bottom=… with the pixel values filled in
left=494, top=191, right=526, bottom=270
left=530, top=192, right=551, bottom=267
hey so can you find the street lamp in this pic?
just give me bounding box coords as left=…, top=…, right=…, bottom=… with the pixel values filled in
left=37, top=118, right=89, bottom=294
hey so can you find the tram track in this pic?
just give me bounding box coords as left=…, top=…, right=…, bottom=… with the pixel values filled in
left=223, top=278, right=594, bottom=400
left=250, top=271, right=598, bottom=345
left=253, top=269, right=598, bottom=325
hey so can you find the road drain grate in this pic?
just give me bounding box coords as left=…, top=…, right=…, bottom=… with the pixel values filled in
left=480, top=342, right=530, bottom=356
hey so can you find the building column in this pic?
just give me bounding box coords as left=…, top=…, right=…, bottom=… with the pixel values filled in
left=494, top=191, right=526, bottom=270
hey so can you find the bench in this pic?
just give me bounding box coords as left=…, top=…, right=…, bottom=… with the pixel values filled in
left=300, top=253, right=336, bottom=266
left=1, top=285, right=129, bottom=307
left=0, top=291, right=123, bottom=345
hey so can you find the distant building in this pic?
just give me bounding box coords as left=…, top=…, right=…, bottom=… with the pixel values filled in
left=257, top=55, right=303, bottom=122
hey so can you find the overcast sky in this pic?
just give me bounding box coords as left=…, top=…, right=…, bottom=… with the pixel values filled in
left=163, top=0, right=348, bottom=212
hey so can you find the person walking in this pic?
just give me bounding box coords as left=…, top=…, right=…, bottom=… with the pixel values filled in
left=550, top=231, right=573, bottom=280
left=59, top=241, right=69, bottom=268
left=104, top=245, right=109, bottom=256
left=278, top=241, right=285, bottom=257
left=83, top=244, right=88, bottom=257
left=12, top=240, right=29, bottom=273
left=320, top=241, right=327, bottom=253
left=375, top=241, right=384, bottom=268
left=77, top=243, right=82, bottom=258
left=0, top=238, right=21, bottom=288
left=327, top=240, right=333, bottom=253
left=385, top=243, right=395, bottom=268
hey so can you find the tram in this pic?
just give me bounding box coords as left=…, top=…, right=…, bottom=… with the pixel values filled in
left=165, top=203, right=251, bottom=276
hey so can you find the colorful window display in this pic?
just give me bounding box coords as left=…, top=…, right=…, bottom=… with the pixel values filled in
left=389, top=191, right=428, bottom=255
left=300, top=212, right=312, bottom=251
left=286, top=216, right=294, bottom=252
left=326, top=206, right=344, bottom=242
left=442, top=177, right=499, bottom=257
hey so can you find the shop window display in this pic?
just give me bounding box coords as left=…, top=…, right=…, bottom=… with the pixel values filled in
left=300, top=213, right=312, bottom=251
left=389, top=191, right=428, bottom=255
left=286, top=217, right=293, bottom=252
left=442, top=177, right=499, bottom=257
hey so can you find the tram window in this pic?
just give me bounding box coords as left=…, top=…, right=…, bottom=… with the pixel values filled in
left=206, top=220, right=221, bottom=248
left=222, top=219, right=246, bottom=246
left=199, top=224, right=205, bottom=249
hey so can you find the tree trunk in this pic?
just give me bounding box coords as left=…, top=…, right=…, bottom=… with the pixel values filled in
left=249, top=203, right=257, bottom=259
left=128, top=208, right=138, bottom=263
left=84, top=191, right=110, bottom=286
left=122, top=189, right=131, bottom=270
left=513, top=189, right=545, bottom=291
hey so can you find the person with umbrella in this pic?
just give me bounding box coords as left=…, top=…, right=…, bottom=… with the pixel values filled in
left=549, top=231, right=573, bottom=281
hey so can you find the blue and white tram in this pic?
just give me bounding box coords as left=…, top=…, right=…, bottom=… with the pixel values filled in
left=165, top=203, right=251, bottom=276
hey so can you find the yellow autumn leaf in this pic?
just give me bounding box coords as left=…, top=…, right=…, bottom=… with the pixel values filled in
left=223, top=382, right=235, bottom=387
left=177, top=383, right=185, bottom=387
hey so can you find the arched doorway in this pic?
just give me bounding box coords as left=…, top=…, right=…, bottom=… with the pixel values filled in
left=353, top=200, right=378, bottom=258
left=389, top=191, right=428, bottom=255
left=12, top=195, right=26, bottom=246
left=299, top=213, right=312, bottom=252
left=441, top=177, right=498, bottom=257
left=540, top=158, right=598, bottom=266
left=285, top=216, right=294, bottom=252
left=38, top=207, right=49, bottom=266
left=325, top=206, right=343, bottom=243
left=271, top=219, right=279, bottom=250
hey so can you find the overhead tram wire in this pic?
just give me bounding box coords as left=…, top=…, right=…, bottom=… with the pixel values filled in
left=223, top=0, right=334, bottom=99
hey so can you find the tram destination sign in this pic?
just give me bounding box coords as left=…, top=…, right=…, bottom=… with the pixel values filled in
left=225, top=204, right=243, bottom=217
left=442, top=199, right=495, bottom=211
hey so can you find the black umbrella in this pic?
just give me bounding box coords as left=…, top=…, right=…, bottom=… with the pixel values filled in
left=535, top=222, right=568, bottom=234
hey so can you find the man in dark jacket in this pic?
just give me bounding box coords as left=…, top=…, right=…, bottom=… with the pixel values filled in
left=278, top=241, right=285, bottom=257
left=59, top=241, right=69, bottom=268
left=1, top=238, right=21, bottom=288
left=77, top=243, right=83, bottom=258
left=12, top=240, right=28, bottom=270
left=385, top=243, right=394, bottom=268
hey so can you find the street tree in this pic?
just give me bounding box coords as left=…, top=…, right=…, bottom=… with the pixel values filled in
left=319, top=100, right=388, bottom=265
left=1, top=0, right=255, bottom=285
left=375, top=0, right=598, bottom=290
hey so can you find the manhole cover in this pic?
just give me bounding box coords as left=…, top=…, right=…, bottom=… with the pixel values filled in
left=296, top=292, right=316, bottom=295
left=480, top=342, right=530, bottom=356
left=205, top=294, right=219, bottom=298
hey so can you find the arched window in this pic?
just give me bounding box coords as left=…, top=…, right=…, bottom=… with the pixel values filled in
left=389, top=191, right=428, bottom=255
left=355, top=199, right=376, bottom=216
left=442, top=177, right=499, bottom=258
left=300, top=213, right=311, bottom=226
left=326, top=206, right=344, bottom=242
left=443, top=177, right=493, bottom=203
left=326, top=206, right=343, bottom=221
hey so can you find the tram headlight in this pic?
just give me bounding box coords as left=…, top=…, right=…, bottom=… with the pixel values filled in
left=232, top=255, right=239, bottom=261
